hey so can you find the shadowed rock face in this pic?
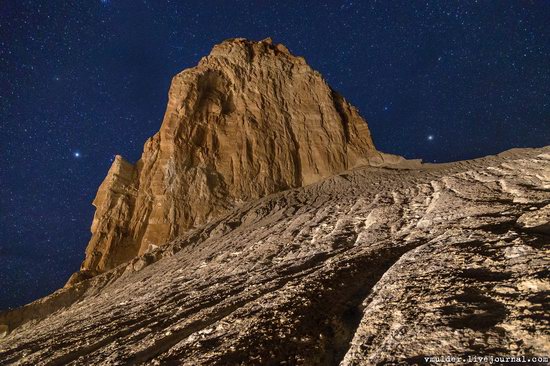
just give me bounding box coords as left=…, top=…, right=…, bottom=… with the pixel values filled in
left=76, top=38, right=393, bottom=277
left=0, top=147, right=548, bottom=365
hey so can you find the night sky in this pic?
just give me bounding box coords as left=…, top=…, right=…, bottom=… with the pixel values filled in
left=1, top=1, right=549, bottom=311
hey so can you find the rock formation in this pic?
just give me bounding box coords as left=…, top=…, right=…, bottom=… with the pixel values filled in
left=0, top=147, right=548, bottom=365
left=75, top=38, right=401, bottom=279
left=1, top=38, right=548, bottom=365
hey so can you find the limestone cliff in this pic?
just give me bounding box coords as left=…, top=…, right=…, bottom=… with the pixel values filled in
left=75, top=38, right=391, bottom=278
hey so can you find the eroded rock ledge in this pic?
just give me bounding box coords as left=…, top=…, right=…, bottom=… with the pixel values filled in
left=0, top=147, right=548, bottom=365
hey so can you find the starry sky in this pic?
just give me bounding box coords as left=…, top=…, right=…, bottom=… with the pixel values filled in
left=1, top=1, right=549, bottom=311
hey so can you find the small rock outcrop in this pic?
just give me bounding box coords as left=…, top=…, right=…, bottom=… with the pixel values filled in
left=77, top=38, right=389, bottom=278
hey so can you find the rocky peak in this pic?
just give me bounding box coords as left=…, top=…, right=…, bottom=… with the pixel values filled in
left=71, top=38, right=396, bottom=282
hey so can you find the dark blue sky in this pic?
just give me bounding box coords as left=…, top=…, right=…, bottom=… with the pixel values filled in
left=1, top=1, right=549, bottom=311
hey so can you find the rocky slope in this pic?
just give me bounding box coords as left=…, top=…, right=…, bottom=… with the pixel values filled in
left=0, top=146, right=548, bottom=365
left=74, top=38, right=404, bottom=280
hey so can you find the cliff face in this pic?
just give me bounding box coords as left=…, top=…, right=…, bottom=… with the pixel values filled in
left=78, top=38, right=386, bottom=276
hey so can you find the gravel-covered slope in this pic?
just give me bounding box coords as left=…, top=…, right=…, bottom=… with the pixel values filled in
left=0, top=147, right=549, bottom=365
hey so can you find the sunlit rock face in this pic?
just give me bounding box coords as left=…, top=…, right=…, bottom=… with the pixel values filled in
left=77, top=38, right=388, bottom=277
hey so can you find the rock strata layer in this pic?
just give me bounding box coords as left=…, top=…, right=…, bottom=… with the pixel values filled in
left=76, top=38, right=392, bottom=278
left=0, top=147, right=548, bottom=365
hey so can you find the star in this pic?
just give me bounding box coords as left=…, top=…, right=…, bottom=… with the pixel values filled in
left=427, top=135, right=434, bottom=141
left=73, top=151, right=81, bottom=158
